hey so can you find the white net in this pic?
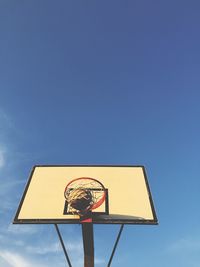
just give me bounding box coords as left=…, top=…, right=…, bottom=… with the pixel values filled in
left=64, top=178, right=105, bottom=215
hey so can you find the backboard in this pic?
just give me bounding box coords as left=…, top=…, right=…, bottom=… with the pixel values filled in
left=13, top=165, right=157, bottom=224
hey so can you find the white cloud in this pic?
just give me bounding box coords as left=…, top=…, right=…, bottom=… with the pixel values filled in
left=0, top=250, right=42, bottom=267
left=167, top=237, right=200, bottom=253
left=26, top=240, right=83, bottom=255
left=65, top=240, right=83, bottom=253
left=95, top=257, right=105, bottom=265
left=0, top=147, right=5, bottom=168
left=26, top=242, right=61, bottom=254
left=30, top=240, right=84, bottom=267
left=0, top=180, right=25, bottom=196
left=13, top=240, right=25, bottom=247
left=8, top=225, right=39, bottom=235
left=164, top=236, right=200, bottom=267
left=0, top=200, right=13, bottom=212
left=0, top=241, right=103, bottom=267
left=0, top=110, right=14, bottom=130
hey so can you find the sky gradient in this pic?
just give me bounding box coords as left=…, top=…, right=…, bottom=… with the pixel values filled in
left=1, top=1, right=200, bottom=267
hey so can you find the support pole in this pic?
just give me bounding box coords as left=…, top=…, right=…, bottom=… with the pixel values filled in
left=54, top=224, right=73, bottom=267
left=107, top=224, right=124, bottom=267
left=82, top=223, right=94, bottom=267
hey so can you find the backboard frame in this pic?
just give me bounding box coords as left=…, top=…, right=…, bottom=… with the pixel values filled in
left=13, top=165, right=158, bottom=225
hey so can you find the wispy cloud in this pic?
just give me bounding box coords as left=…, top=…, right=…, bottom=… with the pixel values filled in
left=0, top=250, right=44, bottom=267
left=26, top=239, right=83, bottom=255
left=0, top=179, right=25, bottom=213
left=0, top=179, right=25, bottom=194
left=164, top=235, right=200, bottom=267
left=0, top=238, right=104, bottom=267
left=7, top=224, right=39, bottom=235
left=167, top=237, right=200, bottom=253
left=0, top=200, right=13, bottom=212
left=95, top=257, right=105, bottom=265
left=26, top=242, right=61, bottom=254
left=0, top=148, right=5, bottom=168
left=29, top=234, right=87, bottom=265
left=0, top=110, right=14, bottom=131
left=65, top=240, right=83, bottom=253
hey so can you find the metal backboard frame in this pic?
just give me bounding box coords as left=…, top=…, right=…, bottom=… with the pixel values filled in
left=13, top=165, right=158, bottom=225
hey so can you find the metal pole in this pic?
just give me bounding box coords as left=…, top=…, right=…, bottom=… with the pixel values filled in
left=82, top=223, right=94, bottom=267
left=107, top=224, right=124, bottom=267
left=54, top=224, right=73, bottom=267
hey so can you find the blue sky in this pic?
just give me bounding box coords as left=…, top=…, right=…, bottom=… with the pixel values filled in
left=1, top=0, right=200, bottom=266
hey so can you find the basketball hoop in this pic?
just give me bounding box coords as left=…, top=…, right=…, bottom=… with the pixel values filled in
left=64, top=177, right=106, bottom=216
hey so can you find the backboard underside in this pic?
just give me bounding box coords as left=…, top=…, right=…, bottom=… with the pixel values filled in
left=14, top=165, right=157, bottom=224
